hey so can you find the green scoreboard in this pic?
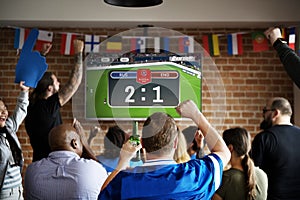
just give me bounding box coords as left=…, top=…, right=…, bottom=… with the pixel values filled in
left=85, top=61, right=201, bottom=120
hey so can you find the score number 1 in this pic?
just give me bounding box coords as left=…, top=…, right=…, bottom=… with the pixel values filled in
left=125, top=85, right=163, bottom=103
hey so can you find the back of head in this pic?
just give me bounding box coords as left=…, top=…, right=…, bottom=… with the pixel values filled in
left=182, top=126, right=198, bottom=144
left=270, top=97, right=292, bottom=117
left=182, top=126, right=199, bottom=151
left=30, top=71, right=54, bottom=103
left=103, top=126, right=126, bottom=158
left=222, top=127, right=250, bottom=157
left=49, top=124, right=79, bottom=152
left=223, top=127, right=256, bottom=199
left=142, top=112, right=178, bottom=155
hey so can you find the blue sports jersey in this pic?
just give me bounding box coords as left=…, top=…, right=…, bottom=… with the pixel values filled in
left=99, top=154, right=223, bottom=200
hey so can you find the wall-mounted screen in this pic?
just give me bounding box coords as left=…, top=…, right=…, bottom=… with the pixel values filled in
left=86, top=60, right=202, bottom=120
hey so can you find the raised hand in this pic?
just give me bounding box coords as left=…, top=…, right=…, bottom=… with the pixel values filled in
left=40, top=43, right=52, bottom=56
left=19, top=81, right=30, bottom=92
left=73, top=40, right=84, bottom=54
left=176, top=100, right=201, bottom=121
left=264, top=27, right=282, bottom=45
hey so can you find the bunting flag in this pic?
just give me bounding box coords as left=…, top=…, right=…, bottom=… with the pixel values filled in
left=85, top=35, right=100, bottom=53
left=130, top=37, right=146, bottom=53
left=281, top=28, right=286, bottom=39
left=60, top=33, right=77, bottom=55
left=251, top=32, right=269, bottom=52
left=35, top=30, right=53, bottom=51
left=288, top=27, right=296, bottom=50
left=160, top=37, right=170, bottom=52
left=9, top=25, right=300, bottom=57
left=227, top=33, right=243, bottom=55
left=297, top=27, right=300, bottom=56
left=14, top=28, right=30, bottom=49
left=178, top=36, right=194, bottom=53
left=154, top=37, right=160, bottom=53
left=202, top=34, right=220, bottom=56
left=106, top=36, right=122, bottom=52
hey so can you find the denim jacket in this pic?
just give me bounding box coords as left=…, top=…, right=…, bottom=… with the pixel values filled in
left=0, top=91, right=28, bottom=190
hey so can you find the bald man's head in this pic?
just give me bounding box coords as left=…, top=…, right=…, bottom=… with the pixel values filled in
left=49, top=124, right=83, bottom=156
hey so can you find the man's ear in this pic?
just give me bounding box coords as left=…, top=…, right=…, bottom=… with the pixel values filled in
left=228, top=144, right=234, bottom=153
left=47, top=84, right=53, bottom=92
left=173, top=135, right=178, bottom=149
left=71, top=138, right=78, bottom=149
left=273, top=109, right=280, bottom=118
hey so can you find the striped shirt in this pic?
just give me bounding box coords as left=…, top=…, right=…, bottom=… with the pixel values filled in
left=2, top=166, right=22, bottom=190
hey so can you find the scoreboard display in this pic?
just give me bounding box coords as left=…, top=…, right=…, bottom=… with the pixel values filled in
left=85, top=61, right=201, bottom=120
left=108, top=69, right=179, bottom=107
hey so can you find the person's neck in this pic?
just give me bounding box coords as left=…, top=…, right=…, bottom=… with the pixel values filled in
left=274, top=116, right=292, bottom=126
left=230, top=156, right=243, bottom=171
left=44, top=91, right=54, bottom=99
left=146, top=154, right=173, bottom=161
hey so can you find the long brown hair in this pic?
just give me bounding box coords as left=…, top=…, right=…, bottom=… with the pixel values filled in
left=29, top=72, right=54, bottom=104
left=223, top=127, right=256, bottom=200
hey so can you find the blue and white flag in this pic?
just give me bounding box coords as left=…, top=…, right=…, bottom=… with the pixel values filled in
left=85, top=35, right=100, bottom=53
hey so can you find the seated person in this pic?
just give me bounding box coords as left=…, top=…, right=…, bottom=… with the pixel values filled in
left=99, top=100, right=230, bottom=199
left=24, top=120, right=107, bottom=199
left=89, top=125, right=143, bottom=172
left=212, top=127, right=268, bottom=200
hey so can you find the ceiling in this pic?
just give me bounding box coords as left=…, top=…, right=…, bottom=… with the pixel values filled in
left=0, top=0, right=299, bottom=29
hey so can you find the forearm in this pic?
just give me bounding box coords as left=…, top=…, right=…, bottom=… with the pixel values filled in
left=59, top=52, right=83, bottom=106
left=101, top=169, right=121, bottom=191
left=101, top=141, right=141, bottom=191
left=274, top=41, right=300, bottom=88
left=8, top=91, right=29, bottom=132
left=192, top=112, right=230, bottom=165
left=100, top=155, right=130, bottom=191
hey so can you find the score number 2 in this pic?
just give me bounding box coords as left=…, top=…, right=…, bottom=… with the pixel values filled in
left=124, top=85, right=163, bottom=103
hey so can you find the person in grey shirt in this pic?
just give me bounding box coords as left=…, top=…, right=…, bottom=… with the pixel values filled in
left=24, top=121, right=107, bottom=200
left=0, top=81, right=29, bottom=200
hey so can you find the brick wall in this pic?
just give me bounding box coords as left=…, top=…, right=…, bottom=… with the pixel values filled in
left=0, top=27, right=293, bottom=177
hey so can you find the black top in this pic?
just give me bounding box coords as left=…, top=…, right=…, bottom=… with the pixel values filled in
left=274, top=39, right=300, bottom=89
left=25, top=93, right=62, bottom=161
left=252, top=125, right=300, bottom=199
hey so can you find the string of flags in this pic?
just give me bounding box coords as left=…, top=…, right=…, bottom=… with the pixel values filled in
left=12, top=26, right=300, bottom=56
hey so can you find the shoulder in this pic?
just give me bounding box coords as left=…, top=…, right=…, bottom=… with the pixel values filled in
left=186, top=154, right=223, bottom=173
left=25, top=159, right=45, bottom=175
left=254, top=167, right=268, bottom=180
left=253, top=130, right=276, bottom=143
left=47, top=93, right=60, bottom=102
left=78, top=158, right=107, bottom=172
left=222, top=168, right=244, bottom=181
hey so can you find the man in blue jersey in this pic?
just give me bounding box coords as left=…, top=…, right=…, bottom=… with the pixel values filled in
left=99, top=100, right=230, bottom=199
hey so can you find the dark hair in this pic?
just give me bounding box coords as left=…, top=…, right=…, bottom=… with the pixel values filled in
left=223, top=127, right=256, bottom=200
left=103, top=126, right=126, bottom=158
left=182, top=126, right=199, bottom=151
left=29, top=72, right=54, bottom=104
left=271, top=97, right=292, bottom=117
left=0, top=98, right=7, bottom=108
left=142, top=112, right=178, bottom=155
